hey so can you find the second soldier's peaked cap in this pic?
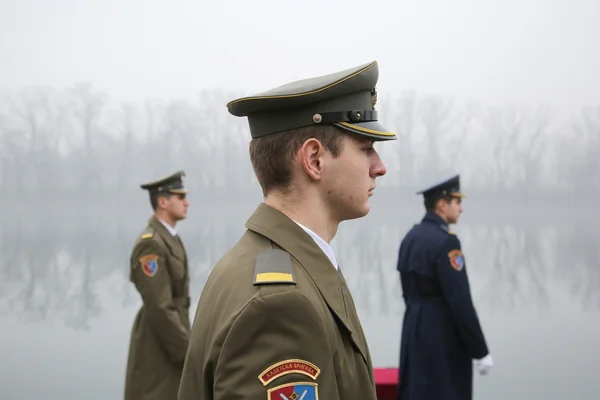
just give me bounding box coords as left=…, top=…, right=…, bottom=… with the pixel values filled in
left=226, top=61, right=396, bottom=141
left=416, top=174, right=466, bottom=199
left=140, top=170, right=187, bottom=195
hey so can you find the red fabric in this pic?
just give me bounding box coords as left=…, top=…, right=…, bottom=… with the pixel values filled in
left=373, top=368, right=399, bottom=400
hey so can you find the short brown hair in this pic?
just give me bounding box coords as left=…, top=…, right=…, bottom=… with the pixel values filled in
left=249, top=124, right=345, bottom=196
left=150, top=192, right=173, bottom=211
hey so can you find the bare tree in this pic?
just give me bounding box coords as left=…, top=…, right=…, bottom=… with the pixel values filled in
left=67, top=82, right=107, bottom=195
left=2, top=88, right=69, bottom=193
left=389, top=91, right=419, bottom=185
left=482, top=105, right=525, bottom=190
left=0, top=105, right=28, bottom=193
left=418, top=94, right=455, bottom=179
left=565, top=106, right=600, bottom=189
left=516, top=106, right=553, bottom=189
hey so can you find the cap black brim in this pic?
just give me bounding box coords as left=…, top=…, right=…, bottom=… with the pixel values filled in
left=334, top=121, right=397, bottom=141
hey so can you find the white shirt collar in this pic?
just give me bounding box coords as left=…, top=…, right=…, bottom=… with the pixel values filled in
left=293, top=220, right=338, bottom=270
left=158, top=219, right=177, bottom=236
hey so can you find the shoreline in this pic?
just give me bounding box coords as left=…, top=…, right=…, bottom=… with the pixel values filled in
left=1, top=187, right=593, bottom=225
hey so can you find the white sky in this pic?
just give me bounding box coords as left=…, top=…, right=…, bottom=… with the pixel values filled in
left=1, top=0, right=599, bottom=112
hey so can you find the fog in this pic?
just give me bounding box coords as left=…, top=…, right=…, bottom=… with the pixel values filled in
left=1, top=1, right=599, bottom=399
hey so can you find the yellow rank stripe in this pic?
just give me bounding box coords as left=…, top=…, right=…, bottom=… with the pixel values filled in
left=255, top=272, right=294, bottom=283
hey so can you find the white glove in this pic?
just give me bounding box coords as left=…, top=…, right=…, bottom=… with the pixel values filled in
left=473, top=353, right=493, bottom=376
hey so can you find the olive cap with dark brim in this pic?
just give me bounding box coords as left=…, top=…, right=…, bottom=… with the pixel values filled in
left=416, top=174, right=467, bottom=199
left=140, top=170, right=187, bottom=195
left=226, top=61, right=396, bottom=141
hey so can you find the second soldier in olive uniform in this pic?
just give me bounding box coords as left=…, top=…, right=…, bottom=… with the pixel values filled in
left=178, top=61, right=397, bottom=400
left=396, top=175, right=493, bottom=400
left=124, top=171, right=192, bottom=400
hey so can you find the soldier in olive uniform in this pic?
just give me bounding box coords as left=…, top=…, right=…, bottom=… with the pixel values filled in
left=178, top=61, right=397, bottom=400
left=124, top=170, right=192, bottom=400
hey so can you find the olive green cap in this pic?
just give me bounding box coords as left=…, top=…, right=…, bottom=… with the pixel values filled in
left=140, top=170, right=187, bottom=195
left=226, top=61, right=396, bottom=141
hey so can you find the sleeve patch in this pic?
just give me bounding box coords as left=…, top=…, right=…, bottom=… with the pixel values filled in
left=448, top=249, right=464, bottom=271
left=268, top=382, right=318, bottom=400
left=139, top=254, right=159, bottom=277
left=258, top=359, right=321, bottom=386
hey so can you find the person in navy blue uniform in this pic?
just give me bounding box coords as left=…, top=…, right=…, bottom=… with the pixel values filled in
left=396, top=174, right=493, bottom=400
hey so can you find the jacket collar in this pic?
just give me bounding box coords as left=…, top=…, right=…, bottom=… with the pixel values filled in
left=422, top=211, right=450, bottom=232
left=149, top=216, right=185, bottom=262
left=245, top=202, right=371, bottom=365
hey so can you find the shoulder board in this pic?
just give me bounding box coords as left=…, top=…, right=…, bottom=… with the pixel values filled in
left=140, top=227, right=154, bottom=240
left=253, top=249, right=296, bottom=286
left=437, top=224, right=457, bottom=235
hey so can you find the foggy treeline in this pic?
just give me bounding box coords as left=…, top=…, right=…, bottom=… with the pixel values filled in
left=0, top=83, right=598, bottom=203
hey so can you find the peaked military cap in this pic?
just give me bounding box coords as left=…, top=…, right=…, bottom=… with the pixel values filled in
left=140, top=170, right=187, bottom=195
left=226, top=61, right=396, bottom=141
left=416, top=174, right=466, bottom=199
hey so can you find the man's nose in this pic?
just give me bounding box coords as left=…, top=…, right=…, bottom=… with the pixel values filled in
left=371, top=153, right=387, bottom=177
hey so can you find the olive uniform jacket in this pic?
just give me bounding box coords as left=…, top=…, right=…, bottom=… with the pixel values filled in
left=124, top=216, right=192, bottom=400
left=178, top=203, right=377, bottom=400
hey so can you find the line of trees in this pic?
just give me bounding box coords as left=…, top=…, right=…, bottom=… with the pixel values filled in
left=0, top=83, right=598, bottom=200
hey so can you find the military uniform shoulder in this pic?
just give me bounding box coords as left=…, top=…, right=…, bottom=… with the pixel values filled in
left=442, top=230, right=461, bottom=247
left=253, top=249, right=296, bottom=286
left=444, top=226, right=461, bottom=239
left=432, top=223, right=459, bottom=237
left=133, top=226, right=162, bottom=250
left=444, top=227, right=458, bottom=236
left=415, top=221, right=448, bottom=236
left=139, top=226, right=155, bottom=240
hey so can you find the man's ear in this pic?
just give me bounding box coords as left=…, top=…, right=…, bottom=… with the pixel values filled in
left=156, top=195, right=168, bottom=209
left=436, top=198, right=446, bottom=213
left=299, top=138, right=325, bottom=181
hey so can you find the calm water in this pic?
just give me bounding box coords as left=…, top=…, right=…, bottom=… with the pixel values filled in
left=1, top=203, right=599, bottom=400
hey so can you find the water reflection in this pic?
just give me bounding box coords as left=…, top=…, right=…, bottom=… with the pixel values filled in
left=554, top=223, right=600, bottom=311
left=1, top=210, right=599, bottom=400
left=459, top=223, right=555, bottom=313
left=1, top=212, right=599, bottom=329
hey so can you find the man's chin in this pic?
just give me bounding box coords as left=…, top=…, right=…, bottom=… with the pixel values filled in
left=341, top=205, right=370, bottom=222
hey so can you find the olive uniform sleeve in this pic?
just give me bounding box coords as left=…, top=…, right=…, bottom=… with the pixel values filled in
left=435, top=234, right=489, bottom=359
left=131, top=238, right=190, bottom=363
left=213, top=288, right=337, bottom=400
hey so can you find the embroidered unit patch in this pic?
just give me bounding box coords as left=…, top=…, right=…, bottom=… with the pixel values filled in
left=448, top=249, right=464, bottom=271
left=267, top=382, right=318, bottom=400
left=139, top=254, right=159, bottom=277
left=259, top=359, right=320, bottom=386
